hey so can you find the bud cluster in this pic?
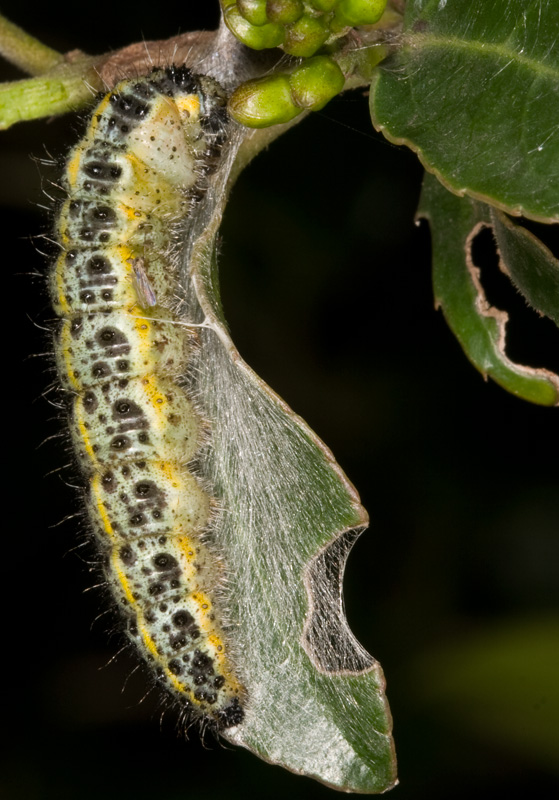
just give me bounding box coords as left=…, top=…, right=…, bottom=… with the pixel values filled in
left=221, top=0, right=387, bottom=57
left=221, top=0, right=388, bottom=127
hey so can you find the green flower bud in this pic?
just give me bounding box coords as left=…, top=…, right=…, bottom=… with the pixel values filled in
left=237, top=0, right=269, bottom=26
left=289, top=55, right=345, bottom=110
left=266, top=0, right=304, bottom=24
left=333, top=0, right=387, bottom=29
left=306, top=0, right=338, bottom=10
left=283, top=14, right=330, bottom=57
left=229, top=74, right=302, bottom=127
left=224, top=6, right=285, bottom=48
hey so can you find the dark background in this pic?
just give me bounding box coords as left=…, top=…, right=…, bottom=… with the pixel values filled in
left=0, top=3, right=558, bottom=798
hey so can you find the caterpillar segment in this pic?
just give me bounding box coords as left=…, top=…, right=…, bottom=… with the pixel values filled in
left=51, top=67, right=244, bottom=728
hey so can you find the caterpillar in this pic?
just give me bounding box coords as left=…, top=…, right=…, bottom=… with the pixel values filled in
left=50, top=65, right=245, bottom=729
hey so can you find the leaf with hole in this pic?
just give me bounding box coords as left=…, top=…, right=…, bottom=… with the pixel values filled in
left=181, top=127, right=397, bottom=793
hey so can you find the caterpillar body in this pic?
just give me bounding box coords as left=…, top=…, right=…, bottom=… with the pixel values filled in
left=51, top=66, right=244, bottom=729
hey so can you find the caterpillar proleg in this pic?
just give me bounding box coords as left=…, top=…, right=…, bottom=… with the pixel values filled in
left=51, top=65, right=244, bottom=729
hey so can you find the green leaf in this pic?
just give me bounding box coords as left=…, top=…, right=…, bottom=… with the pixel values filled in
left=403, top=617, right=559, bottom=773
left=491, top=210, right=559, bottom=327
left=370, top=0, right=559, bottom=222
left=418, top=172, right=559, bottom=406
left=183, top=129, right=396, bottom=792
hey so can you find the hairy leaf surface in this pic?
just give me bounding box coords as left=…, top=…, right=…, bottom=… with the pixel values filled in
left=370, top=0, right=559, bottom=222
left=181, top=125, right=396, bottom=793
left=491, top=210, right=559, bottom=327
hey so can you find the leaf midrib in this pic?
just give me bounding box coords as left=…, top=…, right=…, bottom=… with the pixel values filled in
left=404, top=31, right=559, bottom=82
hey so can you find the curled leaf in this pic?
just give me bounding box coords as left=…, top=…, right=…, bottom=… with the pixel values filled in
left=180, top=127, right=396, bottom=791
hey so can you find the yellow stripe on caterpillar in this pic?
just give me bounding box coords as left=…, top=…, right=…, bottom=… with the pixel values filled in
left=51, top=66, right=244, bottom=728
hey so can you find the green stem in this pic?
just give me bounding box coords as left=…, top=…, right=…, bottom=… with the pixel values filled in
left=0, top=57, right=104, bottom=129
left=0, top=10, right=400, bottom=131
left=0, top=14, right=63, bottom=75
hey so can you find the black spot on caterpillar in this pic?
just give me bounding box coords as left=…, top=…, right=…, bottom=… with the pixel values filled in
left=51, top=66, right=244, bottom=729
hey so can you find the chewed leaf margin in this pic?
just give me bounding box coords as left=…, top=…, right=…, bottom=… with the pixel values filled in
left=176, top=123, right=397, bottom=792
left=491, top=210, right=559, bottom=328
left=418, top=172, right=559, bottom=407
